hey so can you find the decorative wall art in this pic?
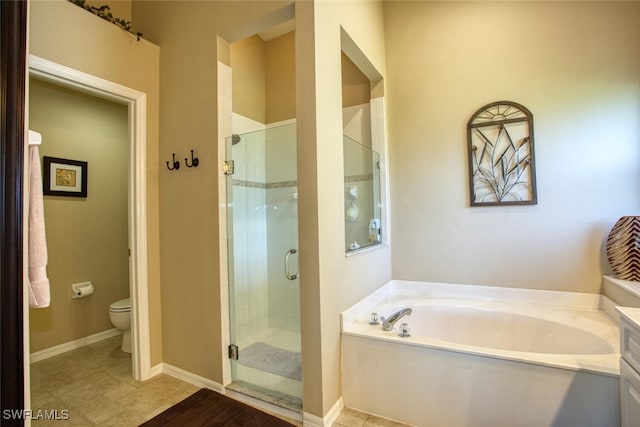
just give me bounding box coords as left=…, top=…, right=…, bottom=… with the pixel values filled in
left=43, top=156, right=88, bottom=197
left=467, top=101, right=537, bottom=206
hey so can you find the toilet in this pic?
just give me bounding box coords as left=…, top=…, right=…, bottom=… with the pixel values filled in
left=109, top=298, right=131, bottom=353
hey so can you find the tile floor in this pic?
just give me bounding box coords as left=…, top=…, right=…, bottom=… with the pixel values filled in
left=333, top=409, right=412, bottom=427
left=29, top=335, right=410, bottom=426
left=29, top=335, right=199, bottom=426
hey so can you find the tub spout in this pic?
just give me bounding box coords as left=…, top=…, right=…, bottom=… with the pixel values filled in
left=382, top=308, right=412, bottom=331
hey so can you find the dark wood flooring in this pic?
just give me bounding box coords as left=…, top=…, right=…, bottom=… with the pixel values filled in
left=140, top=388, right=295, bottom=427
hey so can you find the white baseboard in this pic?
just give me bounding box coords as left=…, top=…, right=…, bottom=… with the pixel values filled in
left=302, top=412, right=324, bottom=427
left=30, top=328, right=122, bottom=363
left=303, top=397, right=343, bottom=427
left=324, top=396, right=344, bottom=426
left=148, top=363, right=163, bottom=377
left=161, top=363, right=223, bottom=393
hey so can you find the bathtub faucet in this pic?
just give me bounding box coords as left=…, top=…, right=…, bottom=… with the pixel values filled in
left=382, top=308, right=412, bottom=331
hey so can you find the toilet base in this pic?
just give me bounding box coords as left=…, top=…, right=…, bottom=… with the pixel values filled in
left=121, top=330, right=131, bottom=353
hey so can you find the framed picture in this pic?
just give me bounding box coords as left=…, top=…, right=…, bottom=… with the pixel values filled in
left=43, top=156, right=88, bottom=197
left=467, top=101, right=537, bottom=206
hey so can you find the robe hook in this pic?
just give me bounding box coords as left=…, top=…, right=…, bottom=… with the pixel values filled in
left=185, top=150, right=199, bottom=168
left=166, top=153, right=180, bottom=171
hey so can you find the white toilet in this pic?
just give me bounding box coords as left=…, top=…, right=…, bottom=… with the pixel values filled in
left=109, top=298, right=131, bottom=353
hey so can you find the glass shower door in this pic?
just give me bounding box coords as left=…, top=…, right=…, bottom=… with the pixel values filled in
left=225, top=123, right=301, bottom=411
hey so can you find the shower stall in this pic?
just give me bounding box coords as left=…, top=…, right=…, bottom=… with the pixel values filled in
left=225, top=123, right=302, bottom=411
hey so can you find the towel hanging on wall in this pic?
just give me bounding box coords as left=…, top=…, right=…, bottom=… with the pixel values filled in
left=28, top=130, right=50, bottom=308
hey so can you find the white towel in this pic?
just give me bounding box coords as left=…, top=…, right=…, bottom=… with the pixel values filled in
left=28, top=145, right=50, bottom=308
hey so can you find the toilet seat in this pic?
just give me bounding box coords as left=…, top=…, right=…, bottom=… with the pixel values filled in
left=109, top=297, right=130, bottom=313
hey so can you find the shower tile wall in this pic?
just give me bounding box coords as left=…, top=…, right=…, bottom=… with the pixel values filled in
left=265, top=122, right=299, bottom=332
left=229, top=106, right=385, bottom=337
left=231, top=114, right=269, bottom=341
left=230, top=104, right=378, bottom=336
left=232, top=184, right=268, bottom=339
left=266, top=185, right=299, bottom=332
left=230, top=114, right=301, bottom=338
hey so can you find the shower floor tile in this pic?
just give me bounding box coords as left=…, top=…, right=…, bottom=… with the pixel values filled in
left=234, top=327, right=302, bottom=400
left=236, top=326, right=301, bottom=352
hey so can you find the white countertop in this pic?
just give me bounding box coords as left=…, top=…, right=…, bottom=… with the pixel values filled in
left=605, top=275, right=640, bottom=297
left=617, top=306, right=640, bottom=327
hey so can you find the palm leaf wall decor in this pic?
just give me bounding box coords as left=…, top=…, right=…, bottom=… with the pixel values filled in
left=467, top=101, right=537, bottom=206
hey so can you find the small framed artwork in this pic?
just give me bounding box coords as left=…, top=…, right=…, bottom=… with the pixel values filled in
left=43, top=156, right=88, bottom=197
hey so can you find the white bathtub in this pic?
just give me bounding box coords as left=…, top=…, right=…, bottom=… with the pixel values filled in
left=341, top=280, right=621, bottom=427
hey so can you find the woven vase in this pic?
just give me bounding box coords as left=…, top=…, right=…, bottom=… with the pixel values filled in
left=606, top=216, right=640, bottom=282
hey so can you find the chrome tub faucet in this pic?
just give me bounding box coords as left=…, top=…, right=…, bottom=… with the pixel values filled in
left=382, top=308, right=412, bottom=331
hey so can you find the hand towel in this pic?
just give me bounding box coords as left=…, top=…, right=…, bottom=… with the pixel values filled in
left=28, top=145, right=50, bottom=308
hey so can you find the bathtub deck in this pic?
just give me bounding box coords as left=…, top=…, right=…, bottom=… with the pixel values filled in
left=342, top=280, right=620, bottom=376
left=341, top=280, right=621, bottom=427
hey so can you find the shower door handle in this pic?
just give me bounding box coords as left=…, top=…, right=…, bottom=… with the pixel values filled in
left=285, top=249, right=298, bottom=280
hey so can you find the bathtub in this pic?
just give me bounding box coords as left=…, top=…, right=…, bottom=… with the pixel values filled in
left=341, top=280, right=620, bottom=427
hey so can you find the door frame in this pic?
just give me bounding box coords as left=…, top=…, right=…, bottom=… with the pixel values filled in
left=26, top=55, right=152, bottom=381
left=1, top=0, right=27, bottom=420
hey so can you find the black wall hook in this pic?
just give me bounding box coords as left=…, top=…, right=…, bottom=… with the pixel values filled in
left=185, top=150, right=199, bottom=168
left=166, top=153, right=180, bottom=171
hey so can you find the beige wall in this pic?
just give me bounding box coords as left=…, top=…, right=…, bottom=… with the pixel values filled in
left=29, top=79, right=129, bottom=352
left=296, top=0, right=390, bottom=416
left=29, top=0, right=162, bottom=364
left=265, top=31, right=296, bottom=123
left=384, top=1, right=640, bottom=293
left=231, top=35, right=266, bottom=123
left=131, top=0, right=291, bottom=385
left=341, top=53, right=370, bottom=108
left=231, top=31, right=296, bottom=124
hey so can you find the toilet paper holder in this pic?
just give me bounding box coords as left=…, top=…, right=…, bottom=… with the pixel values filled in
left=72, top=281, right=94, bottom=299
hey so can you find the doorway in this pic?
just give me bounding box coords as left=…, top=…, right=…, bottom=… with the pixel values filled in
left=28, top=76, right=129, bottom=355
left=26, top=56, right=151, bottom=385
